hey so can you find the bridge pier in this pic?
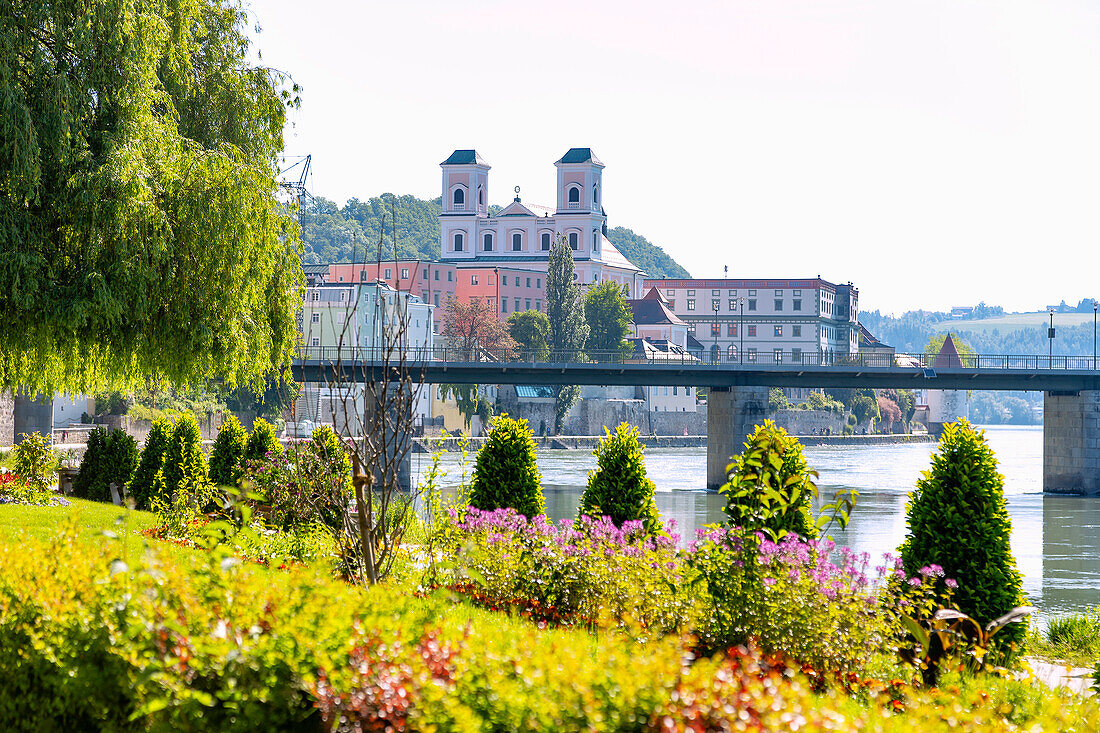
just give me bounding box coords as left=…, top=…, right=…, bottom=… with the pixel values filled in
left=707, top=386, right=768, bottom=490
left=1043, top=390, right=1100, bottom=495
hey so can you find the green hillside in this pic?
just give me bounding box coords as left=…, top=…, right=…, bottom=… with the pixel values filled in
left=931, top=312, right=1097, bottom=334
left=300, top=195, right=690, bottom=278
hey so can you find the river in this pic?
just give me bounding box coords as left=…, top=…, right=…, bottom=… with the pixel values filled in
left=410, top=425, right=1099, bottom=619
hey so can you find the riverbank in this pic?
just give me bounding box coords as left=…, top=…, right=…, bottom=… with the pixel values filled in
left=413, top=432, right=935, bottom=453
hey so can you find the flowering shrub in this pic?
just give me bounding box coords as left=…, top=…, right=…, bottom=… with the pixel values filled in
left=689, top=527, right=952, bottom=676
left=0, top=468, right=69, bottom=507
left=437, top=507, right=702, bottom=634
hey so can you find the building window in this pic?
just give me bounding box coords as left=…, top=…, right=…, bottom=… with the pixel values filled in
left=593, top=185, right=599, bottom=205
left=568, top=186, right=580, bottom=204
left=502, top=299, right=507, bottom=313
left=384, top=268, right=392, bottom=279
left=747, top=348, right=757, bottom=362
left=793, top=299, right=802, bottom=311
left=434, top=270, right=440, bottom=281
left=748, top=289, right=756, bottom=296
left=667, top=289, right=675, bottom=296
left=526, top=277, right=531, bottom=287
left=568, top=232, right=578, bottom=250
left=311, top=337, right=320, bottom=347
left=593, top=229, right=599, bottom=251
left=337, top=276, right=344, bottom=282
left=688, top=323, right=697, bottom=333
left=421, top=291, right=428, bottom=302
left=793, top=325, right=801, bottom=337
left=512, top=233, right=522, bottom=251
left=687, top=299, right=696, bottom=311
left=728, top=289, right=737, bottom=296
left=541, top=232, right=551, bottom=250
left=501, top=276, right=507, bottom=286
left=774, top=299, right=783, bottom=311
left=748, top=299, right=757, bottom=311
left=453, top=233, right=464, bottom=252
left=310, top=292, right=319, bottom=301
left=727, top=324, right=737, bottom=336
left=525, top=298, right=531, bottom=310
left=774, top=349, right=783, bottom=363
left=453, top=188, right=464, bottom=208
left=687, top=289, right=695, bottom=296
left=483, top=233, right=493, bottom=251
left=433, top=293, right=440, bottom=306
left=729, top=299, right=737, bottom=311
left=401, top=268, right=409, bottom=279
left=668, top=300, right=675, bottom=309
left=793, top=289, right=801, bottom=296
left=775, top=289, right=782, bottom=297
left=711, top=323, right=720, bottom=336
left=447, top=271, right=453, bottom=282
left=311, top=312, right=319, bottom=323
left=774, top=326, right=783, bottom=337
left=514, top=298, right=520, bottom=312
left=712, top=289, right=720, bottom=296
left=748, top=325, right=757, bottom=337
left=727, top=344, right=737, bottom=360
left=535, top=300, right=542, bottom=310
left=471, top=275, right=478, bottom=285
left=792, top=348, right=802, bottom=361
left=360, top=270, right=368, bottom=281
left=536, top=278, right=541, bottom=288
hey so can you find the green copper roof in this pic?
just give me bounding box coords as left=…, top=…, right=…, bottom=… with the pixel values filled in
left=441, top=150, right=488, bottom=166
left=556, top=148, right=603, bottom=165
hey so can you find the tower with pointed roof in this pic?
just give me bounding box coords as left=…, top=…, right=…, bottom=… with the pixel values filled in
left=927, top=333, right=969, bottom=436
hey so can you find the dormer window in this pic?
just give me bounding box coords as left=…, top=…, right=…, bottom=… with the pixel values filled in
left=541, top=232, right=551, bottom=250
left=483, top=233, right=493, bottom=251
left=452, top=188, right=465, bottom=210
left=512, top=233, right=522, bottom=251
left=453, top=232, right=464, bottom=252
left=567, top=186, right=580, bottom=209
left=568, top=232, right=579, bottom=250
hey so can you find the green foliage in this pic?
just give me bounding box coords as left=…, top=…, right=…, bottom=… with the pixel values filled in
left=850, top=394, right=880, bottom=424
left=578, top=423, right=660, bottom=532
left=925, top=333, right=976, bottom=360
left=720, top=421, right=819, bottom=540
left=73, top=428, right=138, bottom=503
left=899, top=419, right=1028, bottom=658
left=468, top=415, right=545, bottom=518
left=547, top=239, right=588, bottom=434
left=582, top=280, right=633, bottom=356
left=127, top=418, right=172, bottom=511
left=0, top=0, right=304, bottom=395
left=208, top=416, right=248, bottom=488
left=768, top=387, right=790, bottom=412
left=12, top=433, right=56, bottom=495
left=604, top=226, right=690, bottom=279
left=159, top=412, right=212, bottom=511
left=245, top=418, right=283, bottom=464
left=507, top=310, right=551, bottom=360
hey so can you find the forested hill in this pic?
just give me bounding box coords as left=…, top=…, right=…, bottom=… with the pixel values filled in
left=300, top=195, right=691, bottom=278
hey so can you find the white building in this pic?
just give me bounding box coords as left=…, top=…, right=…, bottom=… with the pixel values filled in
left=299, top=282, right=435, bottom=431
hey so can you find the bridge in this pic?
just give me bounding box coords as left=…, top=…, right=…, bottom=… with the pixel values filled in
left=291, top=347, right=1100, bottom=494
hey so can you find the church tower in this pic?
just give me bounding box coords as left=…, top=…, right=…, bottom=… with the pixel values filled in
left=440, top=150, right=489, bottom=260
left=553, top=148, right=607, bottom=261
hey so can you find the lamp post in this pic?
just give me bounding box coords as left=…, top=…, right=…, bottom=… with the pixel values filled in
left=1048, top=309, right=1055, bottom=366
left=713, top=300, right=720, bottom=364
left=1093, top=300, right=1097, bottom=370
left=739, top=297, right=745, bottom=365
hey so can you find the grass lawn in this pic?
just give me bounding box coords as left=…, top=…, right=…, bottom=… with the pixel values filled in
left=932, top=311, right=1098, bottom=334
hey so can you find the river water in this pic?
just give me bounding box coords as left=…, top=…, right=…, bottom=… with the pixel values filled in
left=410, top=425, right=1099, bottom=619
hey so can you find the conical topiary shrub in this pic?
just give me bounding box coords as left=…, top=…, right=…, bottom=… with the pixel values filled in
left=899, top=419, right=1027, bottom=657
left=245, top=417, right=283, bottom=464
left=468, top=414, right=544, bottom=518
left=160, top=411, right=212, bottom=509
left=578, top=423, right=660, bottom=533
left=721, top=420, right=819, bottom=539
left=77, top=427, right=138, bottom=503
left=209, top=415, right=248, bottom=487
left=128, top=417, right=172, bottom=510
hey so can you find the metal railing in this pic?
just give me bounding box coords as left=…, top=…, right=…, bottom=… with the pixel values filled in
left=295, top=346, right=1100, bottom=371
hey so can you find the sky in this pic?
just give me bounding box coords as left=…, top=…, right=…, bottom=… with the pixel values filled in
left=250, top=0, right=1100, bottom=315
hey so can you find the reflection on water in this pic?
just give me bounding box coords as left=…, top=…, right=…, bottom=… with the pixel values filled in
left=411, top=426, right=1099, bottom=617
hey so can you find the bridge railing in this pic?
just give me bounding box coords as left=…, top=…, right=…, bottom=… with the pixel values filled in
left=295, top=346, right=1099, bottom=371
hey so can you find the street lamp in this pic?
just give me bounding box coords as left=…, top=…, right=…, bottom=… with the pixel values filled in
left=1093, top=300, right=1097, bottom=370
left=1048, top=309, right=1056, bottom=366
left=739, top=297, right=745, bottom=365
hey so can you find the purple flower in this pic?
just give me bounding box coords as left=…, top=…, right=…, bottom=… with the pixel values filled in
left=945, top=578, right=958, bottom=588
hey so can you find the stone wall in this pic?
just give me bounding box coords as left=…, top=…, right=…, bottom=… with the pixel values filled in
left=772, top=409, right=846, bottom=435
left=649, top=407, right=706, bottom=436
left=0, top=391, right=14, bottom=446
left=1043, top=390, right=1100, bottom=495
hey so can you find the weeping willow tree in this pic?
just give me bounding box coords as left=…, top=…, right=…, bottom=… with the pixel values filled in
left=0, top=0, right=303, bottom=394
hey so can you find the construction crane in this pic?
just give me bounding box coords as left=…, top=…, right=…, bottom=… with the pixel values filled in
left=278, top=154, right=314, bottom=426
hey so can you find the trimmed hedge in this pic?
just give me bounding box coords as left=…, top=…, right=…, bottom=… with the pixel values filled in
left=73, top=427, right=139, bottom=503
left=468, top=414, right=544, bottom=518
left=245, top=417, right=283, bottom=464
left=209, top=415, right=248, bottom=487
left=127, top=417, right=172, bottom=510
left=578, top=422, right=660, bottom=532
left=899, top=419, right=1027, bottom=655
left=158, top=412, right=210, bottom=509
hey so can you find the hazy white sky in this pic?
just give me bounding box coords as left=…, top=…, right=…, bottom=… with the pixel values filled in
left=251, top=0, right=1100, bottom=315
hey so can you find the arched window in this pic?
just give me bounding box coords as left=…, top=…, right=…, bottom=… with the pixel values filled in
left=483, top=233, right=493, bottom=251
left=592, top=229, right=600, bottom=252
left=478, top=186, right=484, bottom=206
left=540, top=232, right=551, bottom=250
left=593, top=185, right=599, bottom=205
left=567, top=186, right=580, bottom=204
left=453, top=188, right=465, bottom=207
left=512, top=233, right=522, bottom=251
left=453, top=232, right=464, bottom=252
left=568, top=232, right=578, bottom=250
left=727, top=344, right=737, bottom=361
